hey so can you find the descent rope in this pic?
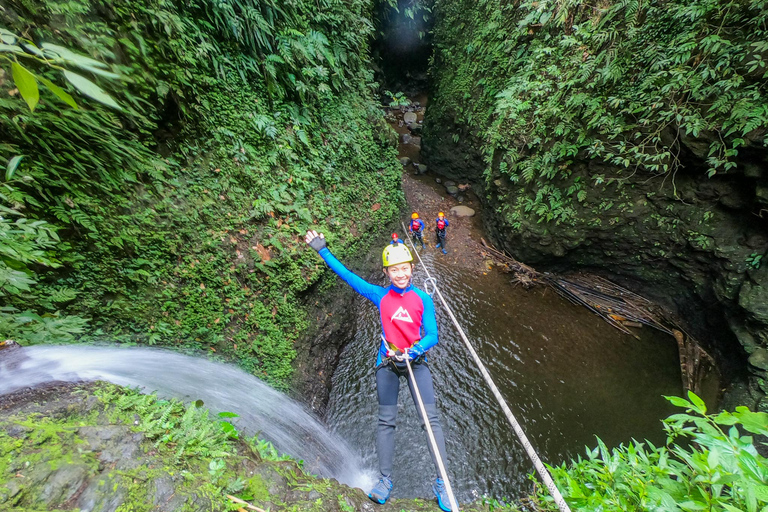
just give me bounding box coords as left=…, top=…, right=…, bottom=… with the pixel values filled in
left=401, top=221, right=572, bottom=512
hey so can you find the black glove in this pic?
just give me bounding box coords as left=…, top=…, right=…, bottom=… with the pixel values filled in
left=305, top=231, right=327, bottom=252
left=308, top=237, right=326, bottom=252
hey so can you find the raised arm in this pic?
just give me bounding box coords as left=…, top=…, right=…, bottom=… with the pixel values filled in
left=305, top=230, right=383, bottom=302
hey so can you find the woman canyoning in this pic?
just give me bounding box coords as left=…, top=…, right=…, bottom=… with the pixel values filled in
left=304, top=229, right=453, bottom=511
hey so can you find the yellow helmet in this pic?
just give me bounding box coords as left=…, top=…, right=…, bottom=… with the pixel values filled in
left=382, top=243, right=413, bottom=267
left=411, top=212, right=419, bottom=219
left=438, top=211, right=445, bottom=218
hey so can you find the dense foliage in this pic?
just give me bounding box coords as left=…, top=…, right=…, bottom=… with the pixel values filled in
left=428, top=0, right=768, bottom=226
left=0, top=0, right=403, bottom=386
left=533, top=393, right=768, bottom=512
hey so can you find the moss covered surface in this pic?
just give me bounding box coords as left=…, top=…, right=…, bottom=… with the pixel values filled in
left=0, top=381, right=492, bottom=512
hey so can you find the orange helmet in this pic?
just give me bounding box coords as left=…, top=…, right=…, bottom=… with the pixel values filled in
left=438, top=212, right=445, bottom=218
left=411, top=213, right=419, bottom=219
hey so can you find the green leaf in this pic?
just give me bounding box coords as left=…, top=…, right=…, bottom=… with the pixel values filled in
left=62, top=70, right=122, bottom=110
left=11, top=61, right=39, bottom=112
left=0, top=43, right=23, bottom=53
left=6, top=155, right=23, bottom=181
left=41, top=42, right=109, bottom=69
left=76, top=64, right=121, bottom=80
left=688, top=390, right=707, bottom=415
left=217, top=411, right=239, bottom=418
left=0, top=28, right=17, bottom=44
left=665, top=395, right=694, bottom=409
left=38, top=76, right=78, bottom=109
left=733, top=407, right=768, bottom=435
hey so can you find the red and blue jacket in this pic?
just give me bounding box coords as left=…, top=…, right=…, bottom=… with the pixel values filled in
left=409, top=218, right=425, bottom=233
left=435, top=217, right=449, bottom=233
left=318, top=247, right=438, bottom=366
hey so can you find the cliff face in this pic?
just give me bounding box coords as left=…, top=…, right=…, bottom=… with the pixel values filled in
left=423, top=0, right=768, bottom=405
left=1, top=0, right=404, bottom=388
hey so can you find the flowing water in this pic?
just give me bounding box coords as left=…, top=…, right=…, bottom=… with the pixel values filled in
left=325, top=252, right=719, bottom=502
left=0, top=346, right=375, bottom=490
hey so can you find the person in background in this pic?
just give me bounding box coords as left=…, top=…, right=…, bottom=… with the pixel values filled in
left=408, top=212, right=426, bottom=249
left=304, top=230, right=454, bottom=512
left=435, top=212, right=449, bottom=255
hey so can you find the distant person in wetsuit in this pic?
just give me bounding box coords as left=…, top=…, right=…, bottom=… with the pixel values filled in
left=408, top=212, right=426, bottom=249
left=304, top=230, right=453, bottom=512
left=435, top=212, right=449, bottom=255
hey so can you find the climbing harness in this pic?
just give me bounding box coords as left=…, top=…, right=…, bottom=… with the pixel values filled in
left=400, top=221, right=572, bottom=512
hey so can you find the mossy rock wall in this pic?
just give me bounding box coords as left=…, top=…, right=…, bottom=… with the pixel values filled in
left=424, top=0, right=768, bottom=406
left=1, top=0, right=405, bottom=391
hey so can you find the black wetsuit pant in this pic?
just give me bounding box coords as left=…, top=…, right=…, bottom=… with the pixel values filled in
left=375, top=360, right=448, bottom=479
left=436, top=229, right=446, bottom=250
left=411, top=230, right=425, bottom=247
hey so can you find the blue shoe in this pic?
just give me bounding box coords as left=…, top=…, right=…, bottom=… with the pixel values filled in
left=433, top=478, right=451, bottom=511
left=442, top=249, right=447, bottom=254
left=368, top=475, right=393, bottom=504
left=436, top=243, right=441, bottom=248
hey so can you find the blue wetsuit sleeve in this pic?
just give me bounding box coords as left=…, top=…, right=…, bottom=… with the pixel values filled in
left=317, top=247, right=383, bottom=303
left=413, top=289, right=438, bottom=352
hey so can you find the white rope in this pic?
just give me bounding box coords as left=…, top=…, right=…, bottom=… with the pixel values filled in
left=401, top=222, right=572, bottom=512
left=404, top=356, right=461, bottom=512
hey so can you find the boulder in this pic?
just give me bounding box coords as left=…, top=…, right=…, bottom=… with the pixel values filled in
left=444, top=180, right=456, bottom=187
left=398, top=157, right=411, bottom=167
left=403, top=112, right=417, bottom=124
left=401, top=133, right=412, bottom=145
left=450, top=205, right=475, bottom=217
left=446, top=185, right=459, bottom=196
left=408, top=123, right=423, bottom=135
left=415, top=164, right=428, bottom=174
left=748, top=348, right=768, bottom=371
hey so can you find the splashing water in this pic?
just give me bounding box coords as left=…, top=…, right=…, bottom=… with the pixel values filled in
left=0, top=345, right=375, bottom=490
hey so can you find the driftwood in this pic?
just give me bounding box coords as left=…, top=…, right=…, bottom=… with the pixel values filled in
left=480, top=238, right=540, bottom=288
left=226, top=495, right=267, bottom=512
left=479, top=239, right=715, bottom=394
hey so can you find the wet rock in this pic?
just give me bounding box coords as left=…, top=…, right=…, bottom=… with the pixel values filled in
left=435, top=177, right=442, bottom=184
left=152, top=475, right=176, bottom=506
left=446, top=185, right=459, bottom=196
left=739, top=267, right=768, bottom=323
left=457, top=195, right=465, bottom=203
left=450, top=205, right=475, bottom=217
left=444, top=180, right=456, bottom=188
left=403, top=112, right=417, bottom=124
left=408, top=123, right=423, bottom=135
left=398, top=157, right=411, bottom=167
left=41, top=464, right=90, bottom=504
left=401, top=133, right=412, bottom=145
left=745, top=163, right=763, bottom=179
left=409, top=136, right=422, bottom=147
left=415, top=164, right=428, bottom=175
left=756, top=186, right=768, bottom=205
left=749, top=349, right=768, bottom=371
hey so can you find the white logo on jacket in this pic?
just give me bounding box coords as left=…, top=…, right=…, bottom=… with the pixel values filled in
left=390, top=306, right=414, bottom=323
